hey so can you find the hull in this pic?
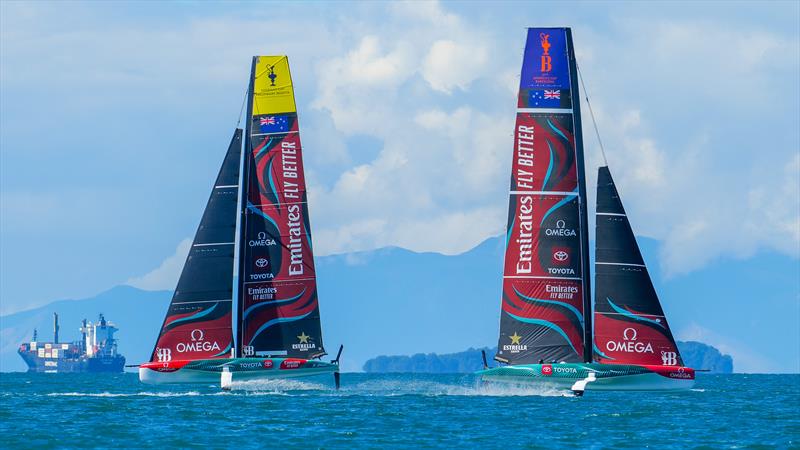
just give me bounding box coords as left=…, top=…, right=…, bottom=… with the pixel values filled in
left=477, top=363, right=695, bottom=391
left=139, top=357, right=338, bottom=385
left=18, top=350, right=125, bottom=374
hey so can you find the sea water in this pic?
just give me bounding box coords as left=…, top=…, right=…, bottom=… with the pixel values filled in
left=0, top=373, right=797, bottom=448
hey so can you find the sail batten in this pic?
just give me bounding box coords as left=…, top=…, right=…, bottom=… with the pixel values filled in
left=237, top=56, right=325, bottom=360
left=495, top=28, right=591, bottom=365
left=593, top=166, right=683, bottom=366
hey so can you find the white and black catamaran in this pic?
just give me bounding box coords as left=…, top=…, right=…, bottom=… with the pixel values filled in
left=477, top=28, right=694, bottom=394
left=139, top=56, right=341, bottom=388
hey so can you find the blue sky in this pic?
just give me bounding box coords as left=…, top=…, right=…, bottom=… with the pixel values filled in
left=2, top=0, right=798, bottom=331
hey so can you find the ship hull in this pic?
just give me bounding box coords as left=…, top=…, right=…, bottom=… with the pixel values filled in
left=18, top=350, right=125, bottom=374
left=139, top=357, right=338, bottom=385
left=477, top=363, right=695, bottom=391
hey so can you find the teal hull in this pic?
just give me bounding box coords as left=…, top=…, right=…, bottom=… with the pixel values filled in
left=477, top=363, right=695, bottom=391
left=139, top=357, right=338, bottom=385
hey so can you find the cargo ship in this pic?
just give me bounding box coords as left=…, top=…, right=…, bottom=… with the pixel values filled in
left=18, top=313, right=126, bottom=373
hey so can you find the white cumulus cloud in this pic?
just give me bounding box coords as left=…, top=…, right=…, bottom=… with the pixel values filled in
left=125, top=238, right=191, bottom=291
left=422, top=39, right=488, bottom=94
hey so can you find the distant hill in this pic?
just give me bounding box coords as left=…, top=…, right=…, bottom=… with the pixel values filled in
left=363, top=342, right=733, bottom=374
left=0, top=235, right=796, bottom=373
left=678, top=341, right=733, bottom=373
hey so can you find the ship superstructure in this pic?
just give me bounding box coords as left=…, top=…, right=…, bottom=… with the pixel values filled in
left=18, top=313, right=126, bottom=373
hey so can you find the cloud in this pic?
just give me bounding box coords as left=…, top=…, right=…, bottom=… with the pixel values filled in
left=1, top=1, right=798, bottom=316
left=422, top=39, right=488, bottom=94
left=312, top=36, right=416, bottom=135
left=572, top=19, right=799, bottom=275
left=303, top=6, right=800, bottom=277
left=307, top=3, right=508, bottom=256
left=125, top=238, right=191, bottom=291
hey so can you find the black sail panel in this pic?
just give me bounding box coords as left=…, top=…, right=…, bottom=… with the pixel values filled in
left=593, top=166, right=684, bottom=366
left=149, top=129, right=242, bottom=362
left=495, top=27, right=592, bottom=365
left=237, top=56, right=325, bottom=359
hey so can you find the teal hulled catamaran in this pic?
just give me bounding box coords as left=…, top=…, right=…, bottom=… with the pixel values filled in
left=139, top=56, right=341, bottom=389
left=477, top=28, right=694, bottom=395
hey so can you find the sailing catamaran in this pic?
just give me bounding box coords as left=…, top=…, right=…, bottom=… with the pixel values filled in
left=477, top=28, right=694, bottom=394
left=139, top=56, right=341, bottom=388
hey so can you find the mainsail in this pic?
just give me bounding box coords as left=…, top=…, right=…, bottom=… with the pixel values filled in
left=593, top=166, right=683, bottom=366
left=495, top=28, right=592, bottom=365
left=149, top=130, right=242, bottom=362
left=237, top=56, right=326, bottom=359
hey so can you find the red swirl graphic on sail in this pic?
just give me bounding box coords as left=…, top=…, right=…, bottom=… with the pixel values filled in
left=239, top=57, right=325, bottom=359
left=240, top=132, right=322, bottom=357
left=500, top=279, right=584, bottom=358
left=497, top=110, right=587, bottom=364
left=248, top=133, right=308, bottom=209
left=241, top=279, right=321, bottom=352
left=510, top=113, right=577, bottom=193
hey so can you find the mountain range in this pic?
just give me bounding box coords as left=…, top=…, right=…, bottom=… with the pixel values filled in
left=1, top=236, right=797, bottom=373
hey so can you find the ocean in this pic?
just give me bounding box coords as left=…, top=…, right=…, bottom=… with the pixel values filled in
left=1, top=373, right=797, bottom=448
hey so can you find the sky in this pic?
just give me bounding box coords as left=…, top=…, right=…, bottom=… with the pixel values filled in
left=1, top=1, right=798, bottom=321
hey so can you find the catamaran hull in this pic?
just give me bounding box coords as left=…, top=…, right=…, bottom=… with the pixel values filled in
left=139, top=358, right=338, bottom=385
left=478, top=363, right=694, bottom=391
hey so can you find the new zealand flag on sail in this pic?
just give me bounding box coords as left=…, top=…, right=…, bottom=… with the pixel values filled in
left=253, top=113, right=297, bottom=134
left=528, top=89, right=571, bottom=108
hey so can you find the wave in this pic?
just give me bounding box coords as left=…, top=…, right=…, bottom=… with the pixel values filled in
left=45, top=391, right=207, bottom=398
left=227, top=378, right=326, bottom=393
left=208, top=377, right=570, bottom=397
left=36, top=377, right=573, bottom=398
left=336, top=378, right=570, bottom=397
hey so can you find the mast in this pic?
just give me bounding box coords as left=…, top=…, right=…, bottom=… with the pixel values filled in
left=236, top=57, right=257, bottom=358
left=565, top=29, right=593, bottom=363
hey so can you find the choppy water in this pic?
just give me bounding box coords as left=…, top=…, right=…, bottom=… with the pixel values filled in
left=0, top=373, right=797, bottom=448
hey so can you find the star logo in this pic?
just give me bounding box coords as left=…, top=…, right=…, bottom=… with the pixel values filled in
left=297, top=332, right=311, bottom=344
left=509, top=332, right=522, bottom=345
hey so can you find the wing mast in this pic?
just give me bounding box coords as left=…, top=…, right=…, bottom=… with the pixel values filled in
left=565, top=29, right=593, bottom=363
left=235, top=57, right=258, bottom=358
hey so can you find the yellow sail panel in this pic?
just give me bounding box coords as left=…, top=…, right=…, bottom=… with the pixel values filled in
left=252, top=55, right=296, bottom=115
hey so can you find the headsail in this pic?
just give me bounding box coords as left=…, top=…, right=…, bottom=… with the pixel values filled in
left=495, top=28, right=592, bottom=365
left=237, top=56, right=325, bottom=359
left=149, top=129, right=242, bottom=362
left=593, top=166, right=683, bottom=366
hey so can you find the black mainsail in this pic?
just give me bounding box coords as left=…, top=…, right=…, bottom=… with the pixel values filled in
left=593, top=166, right=683, bottom=366
left=149, top=129, right=242, bottom=362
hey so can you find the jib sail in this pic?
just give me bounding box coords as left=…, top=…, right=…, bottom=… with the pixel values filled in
left=495, top=28, right=593, bottom=365
left=149, top=129, right=242, bottom=362
left=593, top=166, right=683, bottom=366
left=236, top=56, right=326, bottom=359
